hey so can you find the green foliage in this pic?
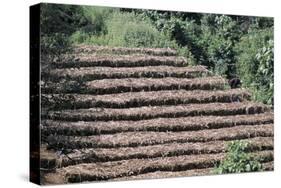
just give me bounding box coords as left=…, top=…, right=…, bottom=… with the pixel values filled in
left=40, top=3, right=88, bottom=35
left=40, top=4, right=274, bottom=106
left=199, top=15, right=241, bottom=77
left=141, top=13, right=242, bottom=78
left=70, top=10, right=177, bottom=48
left=255, top=39, right=274, bottom=104
left=80, top=6, right=114, bottom=35
left=123, top=22, right=158, bottom=47
left=40, top=3, right=88, bottom=57
left=41, top=33, right=70, bottom=57
left=139, top=12, right=274, bottom=105
left=105, top=11, right=171, bottom=47
left=176, top=46, right=197, bottom=65
left=235, top=28, right=274, bottom=105
left=214, top=140, right=263, bottom=174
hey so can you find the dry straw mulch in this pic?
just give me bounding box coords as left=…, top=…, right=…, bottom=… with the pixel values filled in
left=115, top=161, right=274, bottom=181
left=46, top=124, right=273, bottom=149
left=44, top=150, right=272, bottom=183
left=56, top=137, right=273, bottom=166
left=53, top=54, right=187, bottom=68
left=41, top=44, right=274, bottom=184
left=42, top=89, right=251, bottom=110
left=73, top=44, right=178, bottom=56
left=45, top=102, right=269, bottom=121
left=42, top=76, right=226, bottom=95
left=42, top=113, right=273, bottom=136
left=46, top=65, right=209, bottom=81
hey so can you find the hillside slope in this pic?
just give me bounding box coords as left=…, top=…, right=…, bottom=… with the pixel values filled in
left=40, top=45, right=274, bottom=184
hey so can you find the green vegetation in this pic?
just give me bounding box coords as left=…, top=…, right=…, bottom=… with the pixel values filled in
left=235, top=29, right=274, bottom=105
left=40, top=3, right=274, bottom=106
left=214, top=140, right=263, bottom=174
left=69, top=7, right=178, bottom=49
left=40, top=4, right=88, bottom=56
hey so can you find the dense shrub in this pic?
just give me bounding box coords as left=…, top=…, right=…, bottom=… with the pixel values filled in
left=40, top=4, right=89, bottom=58
left=140, top=14, right=242, bottom=78
left=41, top=33, right=70, bottom=57
left=40, top=3, right=89, bottom=35
left=198, top=15, right=241, bottom=77
left=214, top=140, right=263, bottom=174
left=235, top=28, right=274, bottom=105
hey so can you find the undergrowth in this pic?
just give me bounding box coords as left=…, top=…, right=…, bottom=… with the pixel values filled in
left=214, top=140, right=263, bottom=174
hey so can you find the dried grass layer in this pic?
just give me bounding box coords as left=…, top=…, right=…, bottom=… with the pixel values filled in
left=51, top=137, right=273, bottom=166
left=115, top=161, right=274, bottom=181
left=44, top=102, right=269, bottom=122
left=42, top=76, right=226, bottom=95
left=42, top=89, right=251, bottom=110
left=44, top=66, right=210, bottom=81
left=52, top=55, right=187, bottom=68
left=46, top=124, right=273, bottom=149
left=73, top=45, right=177, bottom=56
left=43, top=150, right=273, bottom=183
left=42, top=113, right=273, bottom=136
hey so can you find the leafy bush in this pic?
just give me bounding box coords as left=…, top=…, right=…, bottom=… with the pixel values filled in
left=254, top=39, right=274, bottom=104
left=40, top=4, right=88, bottom=60
left=214, top=140, right=263, bottom=174
left=40, top=3, right=89, bottom=35
left=235, top=28, right=274, bottom=105
left=199, top=15, right=241, bottom=78
left=41, top=33, right=70, bottom=56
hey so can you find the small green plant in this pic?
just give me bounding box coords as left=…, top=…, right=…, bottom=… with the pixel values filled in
left=214, top=140, right=263, bottom=174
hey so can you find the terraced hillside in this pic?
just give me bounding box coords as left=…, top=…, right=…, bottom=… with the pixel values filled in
left=40, top=45, right=274, bottom=184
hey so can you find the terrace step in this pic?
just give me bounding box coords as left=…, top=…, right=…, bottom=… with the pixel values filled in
left=53, top=55, right=187, bottom=68
left=46, top=124, right=273, bottom=149
left=40, top=45, right=274, bottom=184
left=42, top=113, right=273, bottom=136
left=45, top=66, right=209, bottom=81
left=115, top=161, right=274, bottom=181
left=42, top=76, right=226, bottom=95
left=44, top=150, right=273, bottom=183
left=115, top=168, right=214, bottom=181
left=44, top=102, right=269, bottom=122
left=42, top=89, right=251, bottom=110
left=55, top=137, right=273, bottom=166
left=73, top=45, right=178, bottom=56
